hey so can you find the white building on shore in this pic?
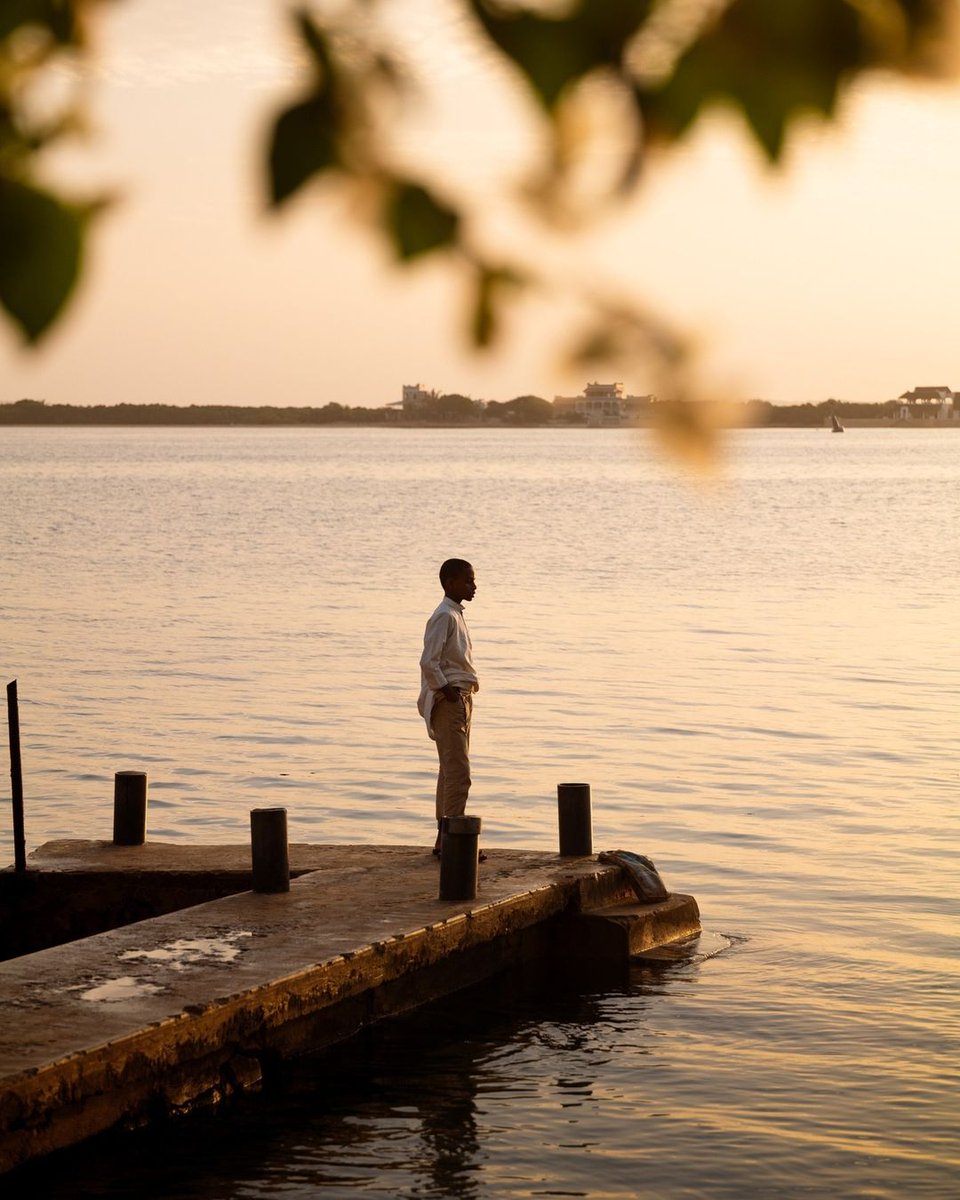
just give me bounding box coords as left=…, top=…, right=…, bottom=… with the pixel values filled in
left=400, top=383, right=439, bottom=413
left=553, top=382, right=655, bottom=425
left=897, top=386, right=960, bottom=421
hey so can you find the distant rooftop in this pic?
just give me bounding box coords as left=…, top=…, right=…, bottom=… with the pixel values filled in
left=899, top=386, right=953, bottom=400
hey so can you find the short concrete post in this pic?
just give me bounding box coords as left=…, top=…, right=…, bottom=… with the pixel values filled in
left=438, top=815, right=481, bottom=902
left=113, top=771, right=147, bottom=846
left=557, top=782, right=592, bottom=856
left=250, top=807, right=290, bottom=893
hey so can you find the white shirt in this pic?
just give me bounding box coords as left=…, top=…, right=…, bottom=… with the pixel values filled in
left=418, top=596, right=479, bottom=738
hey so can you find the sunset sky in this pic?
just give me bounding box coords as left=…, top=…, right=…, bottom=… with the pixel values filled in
left=4, top=0, right=960, bottom=409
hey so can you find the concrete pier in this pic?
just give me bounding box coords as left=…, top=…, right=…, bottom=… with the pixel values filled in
left=0, top=842, right=700, bottom=1174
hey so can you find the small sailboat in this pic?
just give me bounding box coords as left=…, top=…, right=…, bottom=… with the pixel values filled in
left=831, top=414, right=845, bottom=433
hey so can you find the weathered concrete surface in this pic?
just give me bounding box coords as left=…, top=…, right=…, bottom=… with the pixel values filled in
left=22, top=839, right=356, bottom=874
left=1, top=841, right=369, bottom=959
left=0, top=844, right=696, bottom=1174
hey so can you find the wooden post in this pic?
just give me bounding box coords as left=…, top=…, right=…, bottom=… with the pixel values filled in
left=438, top=815, right=481, bottom=901
left=250, top=807, right=290, bottom=893
left=6, top=681, right=26, bottom=873
left=557, top=782, right=592, bottom=856
left=113, top=771, right=147, bottom=845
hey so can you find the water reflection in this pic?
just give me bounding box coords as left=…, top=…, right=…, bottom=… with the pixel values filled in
left=276, top=968, right=619, bottom=1198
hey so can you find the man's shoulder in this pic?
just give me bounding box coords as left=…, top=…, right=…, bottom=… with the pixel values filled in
left=425, top=598, right=454, bottom=626
left=428, top=597, right=459, bottom=618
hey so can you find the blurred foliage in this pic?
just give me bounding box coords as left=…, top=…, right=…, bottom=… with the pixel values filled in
left=0, top=0, right=109, bottom=341
left=0, top=177, right=84, bottom=340
left=2, top=0, right=957, bottom=457
left=262, top=2, right=953, bottom=345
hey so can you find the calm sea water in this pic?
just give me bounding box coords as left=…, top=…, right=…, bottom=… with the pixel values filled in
left=2, top=426, right=958, bottom=1197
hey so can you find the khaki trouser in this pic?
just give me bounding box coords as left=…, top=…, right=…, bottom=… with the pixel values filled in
left=432, top=691, right=473, bottom=820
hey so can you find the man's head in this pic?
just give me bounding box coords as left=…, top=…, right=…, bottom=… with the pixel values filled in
left=440, top=558, right=477, bottom=603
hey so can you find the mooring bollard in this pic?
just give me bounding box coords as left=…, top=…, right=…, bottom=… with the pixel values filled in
left=557, top=782, right=593, bottom=856
left=250, top=807, right=290, bottom=893
left=438, top=814, right=481, bottom=902
left=113, top=771, right=147, bottom=846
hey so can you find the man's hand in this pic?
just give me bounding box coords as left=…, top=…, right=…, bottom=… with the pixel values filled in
left=441, top=685, right=461, bottom=703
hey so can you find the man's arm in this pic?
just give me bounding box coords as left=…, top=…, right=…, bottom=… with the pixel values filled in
left=420, top=612, right=460, bottom=701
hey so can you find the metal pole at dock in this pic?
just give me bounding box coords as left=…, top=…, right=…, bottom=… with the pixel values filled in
left=557, top=782, right=593, bottom=856
left=6, top=680, right=26, bottom=872
left=250, top=807, right=290, bottom=893
left=113, top=771, right=148, bottom=845
left=438, top=815, right=481, bottom=901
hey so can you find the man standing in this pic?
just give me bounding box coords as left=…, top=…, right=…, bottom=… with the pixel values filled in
left=418, top=559, right=478, bottom=856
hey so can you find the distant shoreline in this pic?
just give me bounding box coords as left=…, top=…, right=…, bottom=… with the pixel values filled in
left=3, top=400, right=959, bottom=430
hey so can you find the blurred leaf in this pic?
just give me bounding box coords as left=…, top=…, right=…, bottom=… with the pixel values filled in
left=641, top=0, right=863, bottom=161
left=0, top=0, right=79, bottom=45
left=370, top=51, right=409, bottom=94
left=649, top=397, right=745, bottom=474
left=267, top=11, right=344, bottom=207
left=294, top=7, right=334, bottom=83
left=471, top=0, right=653, bottom=109
left=472, top=270, right=496, bottom=348
left=569, top=322, right=618, bottom=367
left=386, top=183, right=459, bottom=260
left=567, top=299, right=686, bottom=376
left=268, top=94, right=338, bottom=206
left=854, top=0, right=954, bottom=72
left=0, top=178, right=83, bottom=342
left=469, top=263, right=524, bottom=347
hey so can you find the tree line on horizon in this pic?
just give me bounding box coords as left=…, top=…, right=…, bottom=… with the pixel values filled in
left=1, top=396, right=908, bottom=428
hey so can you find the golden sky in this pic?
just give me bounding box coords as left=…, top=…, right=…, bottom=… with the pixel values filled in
left=4, top=0, right=960, bottom=408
